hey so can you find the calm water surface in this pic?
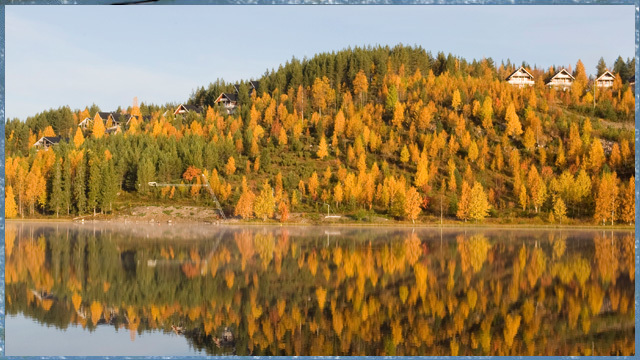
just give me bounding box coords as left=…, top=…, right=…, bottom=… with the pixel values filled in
left=5, top=222, right=635, bottom=356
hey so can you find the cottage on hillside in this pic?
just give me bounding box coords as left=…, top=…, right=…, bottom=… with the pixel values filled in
left=173, top=104, right=204, bottom=116
left=595, top=70, right=615, bottom=88
left=233, top=81, right=260, bottom=95
left=214, top=81, right=260, bottom=114
left=506, top=67, right=535, bottom=87
left=214, top=93, right=238, bottom=114
left=33, top=136, right=61, bottom=150
left=545, top=69, right=574, bottom=89
left=96, top=112, right=118, bottom=126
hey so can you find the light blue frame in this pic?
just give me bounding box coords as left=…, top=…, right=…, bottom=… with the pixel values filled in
left=0, top=1, right=637, bottom=359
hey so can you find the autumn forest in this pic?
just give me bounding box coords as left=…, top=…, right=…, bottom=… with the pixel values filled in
left=4, top=45, right=637, bottom=225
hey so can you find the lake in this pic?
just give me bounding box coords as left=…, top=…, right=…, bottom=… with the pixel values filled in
left=4, top=222, right=635, bottom=356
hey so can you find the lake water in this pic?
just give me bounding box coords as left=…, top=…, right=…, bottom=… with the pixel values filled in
left=4, top=222, right=635, bottom=356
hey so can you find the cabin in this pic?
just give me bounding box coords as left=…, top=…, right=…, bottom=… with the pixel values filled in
left=78, top=117, right=92, bottom=130
left=545, top=69, right=574, bottom=89
left=96, top=111, right=118, bottom=126
left=233, top=80, right=260, bottom=95
left=595, top=70, right=615, bottom=88
left=506, top=67, right=535, bottom=87
left=111, top=113, right=132, bottom=127
left=33, top=136, right=61, bottom=150
left=173, top=104, right=204, bottom=116
left=215, top=81, right=260, bottom=114
left=214, top=93, right=238, bottom=114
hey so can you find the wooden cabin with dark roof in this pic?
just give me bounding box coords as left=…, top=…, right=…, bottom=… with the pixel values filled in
left=173, top=104, right=204, bottom=116
left=33, top=136, right=61, bottom=150
left=111, top=113, right=132, bottom=127
left=249, top=80, right=260, bottom=93
left=216, top=81, right=260, bottom=115
left=96, top=111, right=118, bottom=125
left=233, top=81, right=260, bottom=95
left=595, top=70, right=615, bottom=88
left=214, top=93, right=238, bottom=114
left=506, top=67, right=535, bottom=87
left=545, top=69, right=574, bottom=89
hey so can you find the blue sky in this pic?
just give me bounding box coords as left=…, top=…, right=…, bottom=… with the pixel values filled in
left=5, top=5, right=635, bottom=120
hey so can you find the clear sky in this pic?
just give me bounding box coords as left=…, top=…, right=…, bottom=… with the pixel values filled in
left=5, top=5, right=635, bottom=120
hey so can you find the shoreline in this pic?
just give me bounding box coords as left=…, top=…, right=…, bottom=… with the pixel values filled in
left=6, top=218, right=635, bottom=230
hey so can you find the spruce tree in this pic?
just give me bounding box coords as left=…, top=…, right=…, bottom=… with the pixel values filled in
left=136, top=157, right=156, bottom=195
left=613, top=56, right=629, bottom=82
left=596, top=57, right=608, bottom=77
left=101, top=160, right=118, bottom=213
left=62, top=156, right=72, bottom=215
left=74, top=156, right=87, bottom=215
left=87, top=153, right=102, bottom=216
left=49, top=158, right=63, bottom=217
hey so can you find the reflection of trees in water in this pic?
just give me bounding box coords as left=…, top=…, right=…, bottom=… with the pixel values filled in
left=5, top=223, right=636, bottom=356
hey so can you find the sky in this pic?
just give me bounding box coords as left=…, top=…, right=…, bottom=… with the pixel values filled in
left=6, top=314, right=204, bottom=356
left=5, top=5, right=636, bottom=120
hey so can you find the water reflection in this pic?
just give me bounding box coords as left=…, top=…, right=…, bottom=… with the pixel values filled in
left=5, top=223, right=635, bottom=356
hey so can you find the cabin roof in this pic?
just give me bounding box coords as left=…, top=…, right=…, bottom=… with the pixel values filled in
left=506, top=66, right=534, bottom=80
left=97, top=111, right=116, bottom=119
left=174, top=104, right=203, bottom=115
left=33, top=136, right=61, bottom=147
left=233, top=81, right=260, bottom=94
left=111, top=113, right=129, bottom=123
left=215, top=93, right=238, bottom=103
left=43, top=136, right=61, bottom=143
left=185, top=104, right=203, bottom=112
left=548, top=68, right=575, bottom=81
left=595, top=70, right=615, bottom=81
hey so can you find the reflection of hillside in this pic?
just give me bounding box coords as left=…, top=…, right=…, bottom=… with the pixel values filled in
left=5, top=223, right=635, bottom=356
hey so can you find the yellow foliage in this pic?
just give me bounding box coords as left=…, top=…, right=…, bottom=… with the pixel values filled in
left=90, top=301, right=103, bottom=325
left=316, top=287, right=327, bottom=311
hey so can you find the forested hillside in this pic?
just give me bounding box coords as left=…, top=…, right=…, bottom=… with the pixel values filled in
left=4, top=45, right=636, bottom=225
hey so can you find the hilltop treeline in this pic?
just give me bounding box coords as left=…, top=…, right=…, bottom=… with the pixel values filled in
left=4, top=45, right=636, bottom=225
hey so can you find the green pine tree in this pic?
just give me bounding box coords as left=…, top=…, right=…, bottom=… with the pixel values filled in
left=87, top=153, right=102, bottom=216
left=100, top=160, right=118, bottom=214
left=73, top=156, right=87, bottom=215
left=62, top=156, right=72, bottom=215
left=136, top=156, right=156, bottom=196
left=596, top=57, right=608, bottom=77
left=49, top=158, right=63, bottom=217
